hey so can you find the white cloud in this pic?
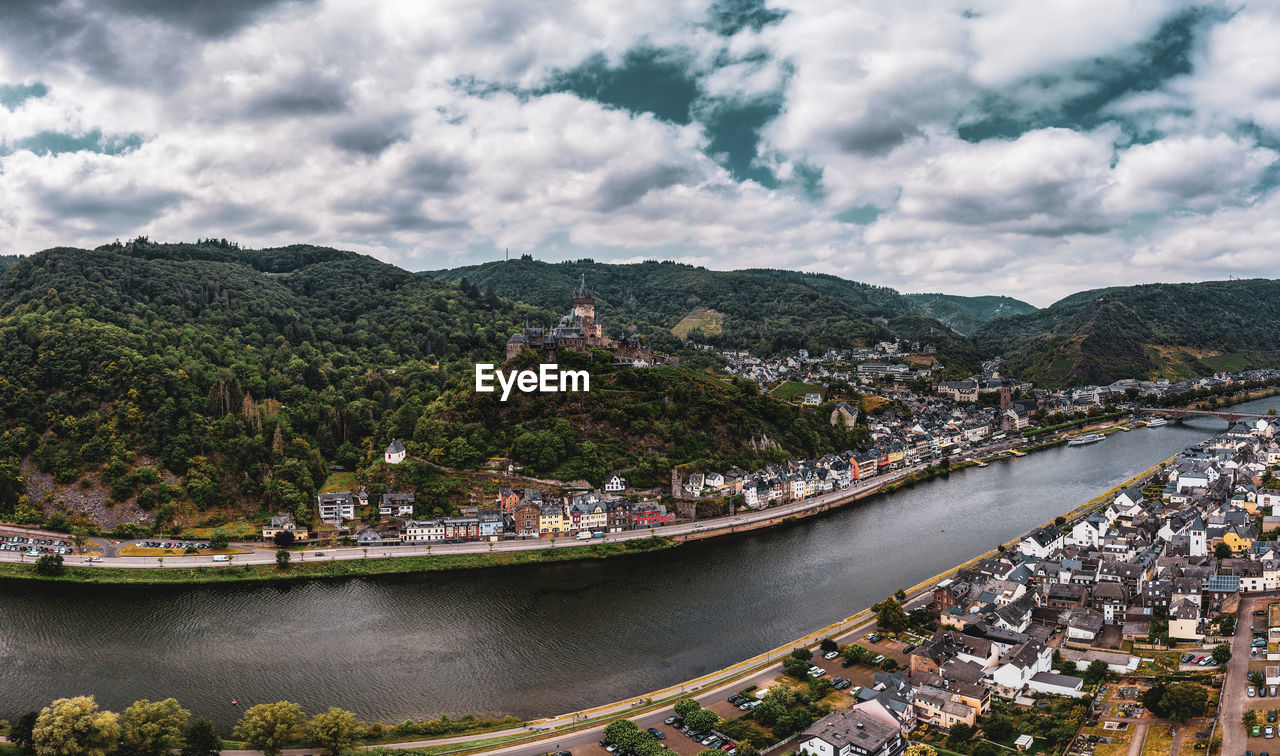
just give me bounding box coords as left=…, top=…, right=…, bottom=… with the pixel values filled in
left=0, top=0, right=1277, bottom=307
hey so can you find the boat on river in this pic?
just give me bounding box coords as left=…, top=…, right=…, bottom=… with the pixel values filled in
left=1146, top=417, right=1168, bottom=427
left=1067, top=433, right=1106, bottom=447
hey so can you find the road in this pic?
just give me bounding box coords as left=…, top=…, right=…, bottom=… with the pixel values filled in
left=0, top=438, right=1027, bottom=571
left=1220, top=594, right=1265, bottom=756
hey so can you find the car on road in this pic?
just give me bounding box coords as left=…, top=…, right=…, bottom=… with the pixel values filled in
left=314, top=551, right=325, bottom=556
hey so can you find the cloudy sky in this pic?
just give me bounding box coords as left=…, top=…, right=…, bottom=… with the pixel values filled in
left=1, top=0, right=1279, bottom=304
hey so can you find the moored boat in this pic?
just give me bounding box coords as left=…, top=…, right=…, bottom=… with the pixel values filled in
left=1067, top=433, right=1106, bottom=447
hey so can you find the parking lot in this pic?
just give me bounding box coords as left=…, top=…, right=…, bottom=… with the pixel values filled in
left=0, top=531, right=73, bottom=556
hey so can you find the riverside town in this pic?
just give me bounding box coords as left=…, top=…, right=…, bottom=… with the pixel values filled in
left=7, top=5, right=1280, bottom=756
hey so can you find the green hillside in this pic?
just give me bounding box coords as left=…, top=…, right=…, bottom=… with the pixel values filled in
left=905, top=293, right=1037, bottom=335
left=0, top=241, right=863, bottom=531
left=973, top=279, right=1280, bottom=385
left=428, top=257, right=979, bottom=372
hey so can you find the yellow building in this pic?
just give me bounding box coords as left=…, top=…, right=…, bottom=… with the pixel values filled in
left=1222, top=525, right=1254, bottom=553
left=539, top=504, right=568, bottom=536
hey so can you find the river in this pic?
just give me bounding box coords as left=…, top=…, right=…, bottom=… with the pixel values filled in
left=1, top=399, right=1276, bottom=728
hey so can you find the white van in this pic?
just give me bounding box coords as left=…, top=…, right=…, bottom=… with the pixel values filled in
left=212, top=555, right=231, bottom=562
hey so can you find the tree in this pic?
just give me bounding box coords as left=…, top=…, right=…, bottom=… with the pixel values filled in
left=1212, top=643, right=1232, bottom=664
left=684, top=709, right=719, bottom=732
left=34, top=553, right=64, bottom=576
left=182, top=717, right=222, bottom=756
left=1244, top=710, right=1259, bottom=727
left=790, top=647, right=813, bottom=661
left=31, top=696, right=121, bottom=756
left=783, top=657, right=811, bottom=679
left=872, top=595, right=909, bottom=632
left=842, top=644, right=873, bottom=664
left=1083, top=659, right=1110, bottom=686
left=232, top=701, right=305, bottom=756
left=1250, top=670, right=1265, bottom=687
left=604, top=720, right=640, bottom=745
left=276, top=549, right=291, bottom=568
left=946, top=722, right=976, bottom=745
left=673, top=699, right=701, bottom=719
left=273, top=530, right=295, bottom=547
left=1054, top=515, right=1067, bottom=527
left=904, top=746, right=937, bottom=756
left=210, top=529, right=231, bottom=550
left=893, top=587, right=907, bottom=603
left=305, top=707, right=362, bottom=756
left=1159, top=683, right=1207, bottom=722
left=9, top=710, right=38, bottom=754
left=819, top=637, right=839, bottom=653
left=1214, top=542, right=1231, bottom=559
left=697, top=751, right=725, bottom=756
left=121, top=698, right=191, bottom=756
left=981, top=712, right=1012, bottom=741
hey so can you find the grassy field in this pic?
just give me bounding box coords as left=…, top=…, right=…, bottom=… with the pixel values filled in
left=771, top=381, right=824, bottom=402
left=670, top=307, right=724, bottom=338
left=0, top=537, right=676, bottom=585
left=320, top=470, right=358, bottom=493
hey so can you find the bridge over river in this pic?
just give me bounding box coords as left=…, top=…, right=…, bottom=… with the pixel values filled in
left=1139, top=406, right=1276, bottom=425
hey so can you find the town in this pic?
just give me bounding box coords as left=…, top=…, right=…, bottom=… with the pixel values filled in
left=271, top=365, right=1280, bottom=553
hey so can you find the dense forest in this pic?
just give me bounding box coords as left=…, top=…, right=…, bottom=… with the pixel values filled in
left=973, top=279, right=1280, bottom=385
left=904, top=293, right=1037, bottom=335
left=428, top=257, right=980, bottom=371
left=0, top=241, right=863, bottom=531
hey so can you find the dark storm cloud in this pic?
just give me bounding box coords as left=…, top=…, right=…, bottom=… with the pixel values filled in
left=595, top=164, right=695, bottom=212
left=98, top=0, right=317, bottom=39
left=244, top=72, right=351, bottom=118
left=35, top=185, right=187, bottom=230
left=831, top=113, right=922, bottom=157
left=330, top=116, right=411, bottom=155
left=0, top=0, right=309, bottom=87
left=402, top=154, right=468, bottom=194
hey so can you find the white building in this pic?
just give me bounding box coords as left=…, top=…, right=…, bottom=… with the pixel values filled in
left=384, top=439, right=406, bottom=464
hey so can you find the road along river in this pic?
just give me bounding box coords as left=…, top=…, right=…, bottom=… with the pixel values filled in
left=1, top=401, right=1274, bottom=729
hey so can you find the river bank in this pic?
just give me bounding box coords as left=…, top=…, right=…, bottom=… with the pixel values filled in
left=0, top=415, right=1162, bottom=585
left=0, top=536, right=677, bottom=585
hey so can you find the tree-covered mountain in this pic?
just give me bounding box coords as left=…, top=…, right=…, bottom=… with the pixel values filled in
left=0, top=241, right=864, bottom=531
left=972, top=279, right=1280, bottom=386
left=428, top=257, right=979, bottom=372
left=904, top=293, right=1036, bottom=335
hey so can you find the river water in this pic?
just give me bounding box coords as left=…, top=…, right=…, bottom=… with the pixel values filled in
left=2, top=400, right=1276, bottom=727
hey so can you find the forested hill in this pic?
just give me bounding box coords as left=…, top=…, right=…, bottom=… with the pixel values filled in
left=0, top=241, right=866, bottom=531
left=428, top=258, right=979, bottom=371
left=972, top=278, right=1280, bottom=386
left=904, top=293, right=1036, bottom=335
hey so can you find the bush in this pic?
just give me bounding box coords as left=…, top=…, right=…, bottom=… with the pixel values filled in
left=34, top=553, right=64, bottom=576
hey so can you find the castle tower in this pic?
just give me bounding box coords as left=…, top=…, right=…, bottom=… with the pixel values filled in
left=572, top=275, right=601, bottom=338
left=999, top=385, right=1012, bottom=410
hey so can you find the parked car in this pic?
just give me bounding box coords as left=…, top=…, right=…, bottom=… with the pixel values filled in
left=841, top=658, right=855, bottom=668
left=866, top=633, right=882, bottom=642
left=1249, top=686, right=1257, bottom=697
left=647, top=728, right=665, bottom=739
left=871, top=655, right=885, bottom=664
left=1271, top=686, right=1277, bottom=698
left=823, top=650, right=840, bottom=660
left=1269, top=709, right=1278, bottom=723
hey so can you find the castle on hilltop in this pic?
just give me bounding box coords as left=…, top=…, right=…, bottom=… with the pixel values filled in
left=505, top=276, right=674, bottom=366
